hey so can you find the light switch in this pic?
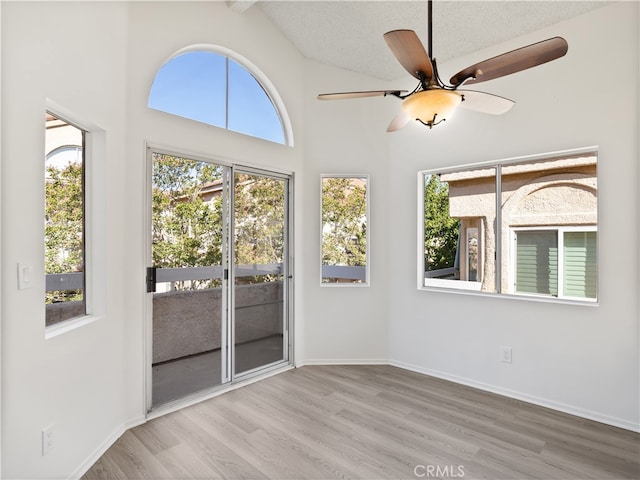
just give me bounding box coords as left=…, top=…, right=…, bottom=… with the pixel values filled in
left=18, top=263, right=34, bottom=290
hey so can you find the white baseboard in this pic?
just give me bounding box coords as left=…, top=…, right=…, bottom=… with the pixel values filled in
left=72, top=425, right=118, bottom=479
left=71, top=414, right=145, bottom=479
left=298, top=358, right=389, bottom=367
left=72, top=364, right=298, bottom=478
left=124, top=414, right=148, bottom=430
left=389, top=359, right=640, bottom=433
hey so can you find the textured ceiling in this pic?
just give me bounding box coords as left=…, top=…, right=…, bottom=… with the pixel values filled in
left=257, top=1, right=608, bottom=81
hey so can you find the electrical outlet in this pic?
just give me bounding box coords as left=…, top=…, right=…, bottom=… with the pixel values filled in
left=500, top=346, right=513, bottom=363
left=42, top=425, right=55, bottom=456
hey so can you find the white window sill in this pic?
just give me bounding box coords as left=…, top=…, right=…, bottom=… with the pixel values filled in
left=418, top=285, right=599, bottom=307
left=45, top=314, right=103, bottom=340
left=424, top=279, right=482, bottom=291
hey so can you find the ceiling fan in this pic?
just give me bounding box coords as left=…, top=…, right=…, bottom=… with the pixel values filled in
left=317, top=0, right=568, bottom=131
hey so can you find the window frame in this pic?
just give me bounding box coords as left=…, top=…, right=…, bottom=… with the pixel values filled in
left=417, top=147, right=599, bottom=305
left=44, top=105, right=106, bottom=337
left=510, top=225, right=598, bottom=301
left=45, top=111, right=87, bottom=327
left=420, top=167, right=496, bottom=293
left=320, top=174, right=370, bottom=287
left=466, top=226, right=480, bottom=283
left=148, top=45, right=293, bottom=146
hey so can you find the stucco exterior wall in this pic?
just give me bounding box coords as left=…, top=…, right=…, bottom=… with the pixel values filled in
left=152, top=281, right=283, bottom=363
left=443, top=154, right=597, bottom=292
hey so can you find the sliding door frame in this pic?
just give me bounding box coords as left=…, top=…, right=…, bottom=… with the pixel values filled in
left=144, top=144, right=294, bottom=414
left=230, top=165, right=294, bottom=383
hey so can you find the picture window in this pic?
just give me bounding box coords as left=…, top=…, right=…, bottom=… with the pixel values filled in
left=420, top=150, right=598, bottom=302
left=321, top=175, right=369, bottom=285
left=45, top=112, right=87, bottom=325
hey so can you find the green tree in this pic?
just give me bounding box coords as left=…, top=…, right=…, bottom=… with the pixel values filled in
left=424, top=175, right=459, bottom=271
left=45, top=161, right=84, bottom=303
left=321, top=177, right=367, bottom=268
left=234, top=174, right=286, bottom=283
left=152, top=154, right=224, bottom=289
left=152, top=156, right=290, bottom=288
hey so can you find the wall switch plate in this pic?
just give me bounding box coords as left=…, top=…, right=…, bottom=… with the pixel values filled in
left=501, top=346, right=513, bottom=363
left=42, top=425, right=55, bottom=456
left=18, top=262, right=34, bottom=290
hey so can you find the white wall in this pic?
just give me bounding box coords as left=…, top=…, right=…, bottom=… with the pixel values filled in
left=1, top=2, right=129, bottom=478
left=123, top=0, right=307, bottom=419
left=1, top=1, right=309, bottom=478
left=1, top=1, right=638, bottom=479
left=387, top=2, right=639, bottom=431
left=301, top=61, right=396, bottom=364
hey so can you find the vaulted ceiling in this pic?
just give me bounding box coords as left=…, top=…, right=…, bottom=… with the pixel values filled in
left=231, top=1, right=608, bottom=81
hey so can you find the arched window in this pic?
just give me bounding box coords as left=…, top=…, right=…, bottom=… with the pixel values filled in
left=46, top=145, right=83, bottom=168
left=148, top=49, right=289, bottom=145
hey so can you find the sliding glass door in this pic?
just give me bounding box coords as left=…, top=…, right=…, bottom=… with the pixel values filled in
left=148, top=149, right=291, bottom=408
left=233, top=169, right=290, bottom=376
left=149, top=152, right=230, bottom=406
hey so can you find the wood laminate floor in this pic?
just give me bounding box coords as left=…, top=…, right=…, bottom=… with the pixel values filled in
left=83, top=365, right=639, bottom=480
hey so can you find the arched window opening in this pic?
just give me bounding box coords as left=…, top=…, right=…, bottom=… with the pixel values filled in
left=46, top=145, right=83, bottom=168
left=149, top=49, right=287, bottom=145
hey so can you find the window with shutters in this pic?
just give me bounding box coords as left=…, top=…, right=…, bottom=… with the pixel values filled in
left=419, top=148, right=597, bottom=303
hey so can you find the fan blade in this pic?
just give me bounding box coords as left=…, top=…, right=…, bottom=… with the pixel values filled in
left=387, top=111, right=411, bottom=132
left=458, top=90, right=515, bottom=115
left=384, top=30, right=434, bottom=81
left=450, top=37, right=568, bottom=86
left=317, top=90, right=406, bottom=100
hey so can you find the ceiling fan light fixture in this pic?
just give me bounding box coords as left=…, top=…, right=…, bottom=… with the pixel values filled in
left=317, top=0, right=569, bottom=133
left=401, top=89, right=462, bottom=128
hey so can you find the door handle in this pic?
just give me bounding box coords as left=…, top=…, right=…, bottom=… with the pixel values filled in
left=146, top=267, right=157, bottom=293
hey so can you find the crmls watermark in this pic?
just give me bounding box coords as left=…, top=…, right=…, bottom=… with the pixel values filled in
left=414, top=464, right=465, bottom=478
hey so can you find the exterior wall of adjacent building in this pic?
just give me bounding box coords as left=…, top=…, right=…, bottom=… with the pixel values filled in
left=441, top=154, right=597, bottom=293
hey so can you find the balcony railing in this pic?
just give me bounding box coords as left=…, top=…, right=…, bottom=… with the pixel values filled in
left=424, top=267, right=460, bottom=280
left=46, top=272, right=84, bottom=291
left=45, top=263, right=366, bottom=332
left=321, top=265, right=366, bottom=281
left=45, top=263, right=368, bottom=294
left=155, top=263, right=283, bottom=287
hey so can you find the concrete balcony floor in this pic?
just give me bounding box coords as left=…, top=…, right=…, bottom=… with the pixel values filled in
left=152, top=334, right=284, bottom=406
